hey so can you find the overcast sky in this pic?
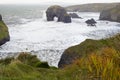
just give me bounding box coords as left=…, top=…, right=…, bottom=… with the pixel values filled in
left=0, top=0, right=120, bottom=5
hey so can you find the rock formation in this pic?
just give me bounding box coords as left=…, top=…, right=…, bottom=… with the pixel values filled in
left=69, top=13, right=81, bottom=18
left=0, top=14, right=2, bottom=21
left=0, top=14, right=10, bottom=46
left=85, top=18, right=97, bottom=26
left=46, top=5, right=71, bottom=23
left=99, top=4, right=120, bottom=22
left=58, top=34, right=120, bottom=68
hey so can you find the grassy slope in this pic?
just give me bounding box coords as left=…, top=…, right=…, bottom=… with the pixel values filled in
left=59, top=34, right=120, bottom=67
left=0, top=21, right=9, bottom=41
left=0, top=34, right=120, bottom=80
left=66, top=3, right=119, bottom=12
left=64, top=34, right=120, bottom=57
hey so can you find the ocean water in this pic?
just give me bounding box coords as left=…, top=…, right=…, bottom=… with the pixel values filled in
left=0, top=5, right=120, bottom=67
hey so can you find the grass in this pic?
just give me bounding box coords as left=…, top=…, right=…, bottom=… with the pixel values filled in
left=63, top=47, right=120, bottom=80
left=0, top=21, right=9, bottom=40
left=0, top=34, right=120, bottom=80
left=63, top=34, right=120, bottom=59
left=0, top=52, right=58, bottom=80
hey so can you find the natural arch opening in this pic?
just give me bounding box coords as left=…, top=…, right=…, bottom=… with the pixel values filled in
left=54, top=16, right=58, bottom=22
left=46, top=5, right=72, bottom=23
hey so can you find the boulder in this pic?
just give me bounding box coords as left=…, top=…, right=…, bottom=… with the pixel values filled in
left=62, top=14, right=71, bottom=23
left=85, top=18, right=97, bottom=26
left=0, top=15, right=10, bottom=46
left=69, top=13, right=81, bottom=18
left=46, top=5, right=71, bottom=23
left=99, top=4, right=120, bottom=22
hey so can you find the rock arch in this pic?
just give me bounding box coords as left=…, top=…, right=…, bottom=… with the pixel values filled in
left=46, top=5, right=71, bottom=23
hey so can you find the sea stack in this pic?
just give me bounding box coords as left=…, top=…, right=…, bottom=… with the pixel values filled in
left=46, top=5, right=72, bottom=23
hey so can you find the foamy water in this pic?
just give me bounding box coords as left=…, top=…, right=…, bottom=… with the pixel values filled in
left=0, top=12, right=120, bottom=67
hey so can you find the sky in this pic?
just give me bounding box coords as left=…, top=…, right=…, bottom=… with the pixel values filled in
left=0, top=0, right=120, bottom=5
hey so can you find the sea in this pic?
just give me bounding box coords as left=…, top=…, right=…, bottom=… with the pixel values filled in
left=0, top=4, right=120, bottom=67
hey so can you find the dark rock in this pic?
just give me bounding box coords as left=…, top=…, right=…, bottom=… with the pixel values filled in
left=46, top=5, right=72, bottom=23
left=85, top=18, right=97, bottom=26
left=58, top=51, right=80, bottom=68
left=99, top=9, right=111, bottom=20
left=69, top=13, right=81, bottom=18
left=0, top=14, right=2, bottom=21
left=62, top=14, right=71, bottom=23
left=99, top=4, right=120, bottom=22
left=0, top=35, right=10, bottom=46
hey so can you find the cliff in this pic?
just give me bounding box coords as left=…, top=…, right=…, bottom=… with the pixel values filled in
left=0, top=15, right=10, bottom=45
left=58, top=34, right=120, bottom=68
left=99, top=4, right=120, bottom=22
left=66, top=3, right=119, bottom=12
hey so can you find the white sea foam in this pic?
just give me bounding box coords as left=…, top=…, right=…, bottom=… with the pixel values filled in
left=0, top=12, right=120, bottom=67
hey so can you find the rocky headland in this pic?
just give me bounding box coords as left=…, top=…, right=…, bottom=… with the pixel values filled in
left=99, top=4, right=120, bottom=22
left=66, top=3, right=119, bottom=12
left=0, top=14, right=10, bottom=46
left=58, top=34, right=120, bottom=68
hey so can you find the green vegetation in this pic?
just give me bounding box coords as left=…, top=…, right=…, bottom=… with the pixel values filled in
left=63, top=47, right=120, bottom=80
left=0, top=34, right=120, bottom=80
left=0, top=21, right=9, bottom=40
left=66, top=3, right=119, bottom=12
left=17, top=52, right=50, bottom=68
left=0, top=52, right=56, bottom=80
left=64, top=34, right=120, bottom=58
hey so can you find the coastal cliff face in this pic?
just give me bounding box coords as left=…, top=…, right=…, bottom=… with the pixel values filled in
left=0, top=15, right=10, bottom=45
left=99, top=4, right=120, bottom=22
left=58, top=34, right=120, bottom=68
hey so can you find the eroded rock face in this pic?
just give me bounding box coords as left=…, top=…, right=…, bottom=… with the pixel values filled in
left=0, top=35, right=10, bottom=45
left=99, top=4, right=120, bottom=22
left=99, top=10, right=111, bottom=20
left=46, top=5, right=71, bottom=23
left=69, top=13, right=81, bottom=18
left=58, top=51, right=80, bottom=68
left=0, top=14, right=2, bottom=21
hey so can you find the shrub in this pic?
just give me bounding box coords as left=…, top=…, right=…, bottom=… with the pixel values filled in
left=0, top=57, right=14, bottom=65
left=73, top=47, right=120, bottom=80
left=35, top=62, right=50, bottom=68
left=17, top=52, right=40, bottom=67
left=17, top=52, right=50, bottom=68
